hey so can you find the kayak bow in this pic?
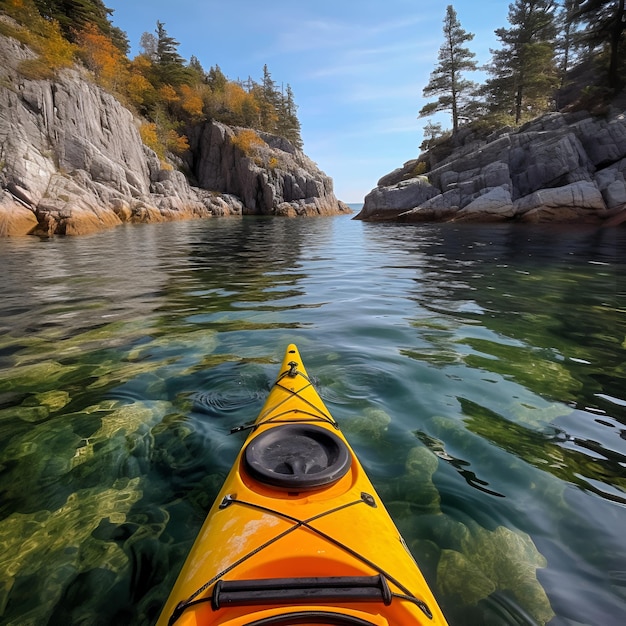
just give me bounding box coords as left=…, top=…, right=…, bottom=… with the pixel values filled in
left=157, top=344, right=448, bottom=626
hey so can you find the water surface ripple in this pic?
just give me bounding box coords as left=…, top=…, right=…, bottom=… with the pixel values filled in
left=1, top=215, right=625, bottom=625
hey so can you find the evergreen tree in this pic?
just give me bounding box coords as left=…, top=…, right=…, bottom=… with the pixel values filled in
left=188, top=55, right=206, bottom=82
left=418, top=5, right=478, bottom=133
left=276, top=84, right=303, bottom=148
left=33, top=0, right=128, bottom=52
left=153, top=21, right=191, bottom=86
left=420, top=120, right=444, bottom=151
left=483, top=0, right=558, bottom=124
left=555, top=0, right=583, bottom=82
left=207, top=64, right=227, bottom=92
left=257, top=64, right=280, bottom=132
left=571, top=0, right=625, bottom=89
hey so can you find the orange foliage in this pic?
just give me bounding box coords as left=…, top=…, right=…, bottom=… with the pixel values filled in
left=76, top=23, right=126, bottom=89
left=124, top=55, right=156, bottom=109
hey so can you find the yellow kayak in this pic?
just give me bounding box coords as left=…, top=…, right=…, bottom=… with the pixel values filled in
left=157, top=344, right=449, bottom=626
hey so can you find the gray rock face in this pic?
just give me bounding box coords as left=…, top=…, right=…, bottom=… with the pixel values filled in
left=0, top=31, right=347, bottom=236
left=187, top=121, right=348, bottom=217
left=357, top=109, right=626, bottom=224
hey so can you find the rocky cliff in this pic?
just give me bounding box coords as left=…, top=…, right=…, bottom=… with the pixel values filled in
left=356, top=107, right=626, bottom=225
left=0, top=31, right=348, bottom=237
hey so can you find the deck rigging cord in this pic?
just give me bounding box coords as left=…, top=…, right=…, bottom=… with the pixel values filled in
left=168, top=493, right=433, bottom=625
left=230, top=364, right=339, bottom=434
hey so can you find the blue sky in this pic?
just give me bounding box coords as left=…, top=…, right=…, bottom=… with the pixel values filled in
left=106, top=0, right=510, bottom=202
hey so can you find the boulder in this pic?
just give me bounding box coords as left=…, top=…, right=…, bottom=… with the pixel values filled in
left=572, top=113, right=626, bottom=167
left=34, top=173, right=123, bottom=236
left=456, top=186, right=515, bottom=221
left=0, top=192, right=38, bottom=235
left=357, top=176, right=440, bottom=220
left=508, top=131, right=593, bottom=199
left=514, top=180, right=606, bottom=222
left=595, top=157, right=626, bottom=209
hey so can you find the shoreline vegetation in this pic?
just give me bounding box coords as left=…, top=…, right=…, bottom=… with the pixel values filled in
left=357, top=2, right=626, bottom=225
left=1, top=1, right=625, bottom=236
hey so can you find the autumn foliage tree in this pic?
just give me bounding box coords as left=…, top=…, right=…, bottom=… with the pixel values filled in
left=75, top=22, right=126, bottom=89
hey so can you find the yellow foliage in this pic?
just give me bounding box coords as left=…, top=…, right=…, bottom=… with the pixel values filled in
left=158, top=84, right=179, bottom=105
left=39, top=29, right=75, bottom=69
left=224, top=82, right=248, bottom=111
left=411, top=161, right=428, bottom=176
left=179, top=84, right=204, bottom=119
left=166, top=130, right=189, bottom=155
left=221, top=82, right=260, bottom=126
left=4, top=0, right=76, bottom=78
left=2, top=0, right=41, bottom=34
left=140, top=123, right=188, bottom=158
left=124, top=72, right=154, bottom=108
left=139, top=123, right=163, bottom=158
left=231, top=129, right=265, bottom=156
left=129, top=54, right=153, bottom=75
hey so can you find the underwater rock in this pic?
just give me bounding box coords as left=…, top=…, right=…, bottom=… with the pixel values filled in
left=343, top=407, right=391, bottom=439
left=32, top=390, right=71, bottom=413
left=0, top=479, right=142, bottom=624
left=379, top=443, right=555, bottom=624
left=438, top=548, right=496, bottom=604
left=439, top=523, right=555, bottom=625
left=401, top=446, right=442, bottom=512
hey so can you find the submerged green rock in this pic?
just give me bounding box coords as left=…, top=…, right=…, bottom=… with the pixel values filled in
left=0, top=479, right=143, bottom=623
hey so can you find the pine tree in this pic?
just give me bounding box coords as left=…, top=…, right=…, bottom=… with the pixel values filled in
left=571, top=0, right=625, bottom=89
left=153, top=21, right=191, bottom=86
left=275, top=84, right=303, bottom=148
left=188, top=55, right=206, bottom=82
left=418, top=5, right=478, bottom=133
left=257, top=64, right=280, bottom=132
left=207, top=65, right=227, bottom=92
left=555, top=0, right=580, bottom=85
left=33, top=0, right=128, bottom=52
left=483, top=0, right=559, bottom=124
left=420, top=120, right=444, bottom=151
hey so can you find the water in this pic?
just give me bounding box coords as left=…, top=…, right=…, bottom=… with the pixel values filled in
left=1, top=212, right=625, bottom=625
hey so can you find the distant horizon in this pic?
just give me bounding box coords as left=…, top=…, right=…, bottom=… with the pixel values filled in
left=105, top=0, right=509, bottom=202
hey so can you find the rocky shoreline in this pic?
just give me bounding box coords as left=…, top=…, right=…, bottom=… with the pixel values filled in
left=0, top=32, right=349, bottom=237
left=355, top=107, right=626, bottom=226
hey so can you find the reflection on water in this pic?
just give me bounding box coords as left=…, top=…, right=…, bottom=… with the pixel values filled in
left=1, top=216, right=625, bottom=625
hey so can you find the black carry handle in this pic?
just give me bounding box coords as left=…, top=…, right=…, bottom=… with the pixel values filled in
left=211, top=575, right=392, bottom=610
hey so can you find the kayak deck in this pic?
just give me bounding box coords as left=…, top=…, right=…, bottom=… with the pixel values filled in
left=157, top=344, right=448, bottom=626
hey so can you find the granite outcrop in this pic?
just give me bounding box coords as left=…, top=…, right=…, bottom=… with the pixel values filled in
left=0, top=30, right=348, bottom=237
left=356, top=108, right=626, bottom=225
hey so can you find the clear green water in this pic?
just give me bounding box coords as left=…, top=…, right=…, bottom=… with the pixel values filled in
left=0, top=213, right=625, bottom=625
